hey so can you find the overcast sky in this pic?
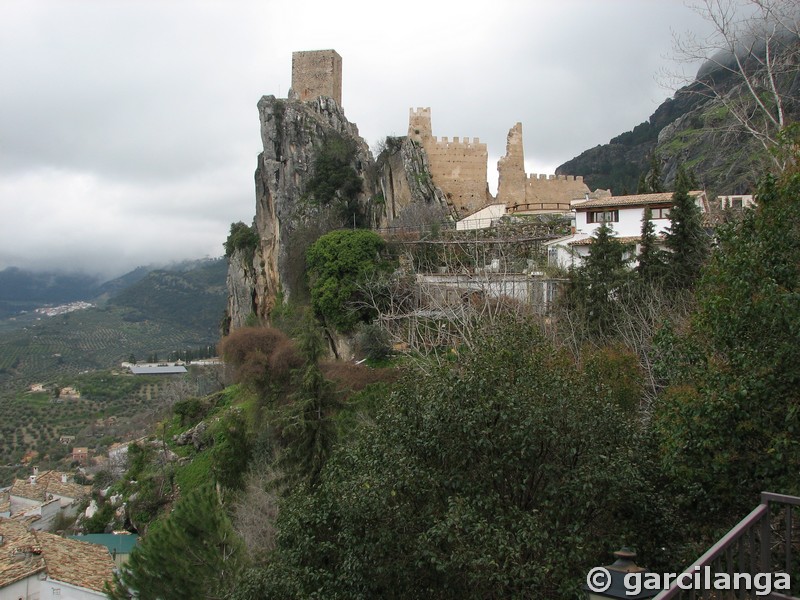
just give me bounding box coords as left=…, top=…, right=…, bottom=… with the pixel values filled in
left=0, top=0, right=713, bottom=279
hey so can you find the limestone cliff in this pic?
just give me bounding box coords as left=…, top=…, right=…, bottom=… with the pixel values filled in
left=225, top=97, right=448, bottom=332
left=372, top=136, right=452, bottom=228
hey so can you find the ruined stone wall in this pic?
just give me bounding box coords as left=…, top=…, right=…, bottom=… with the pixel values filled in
left=496, top=123, right=526, bottom=208
left=291, top=50, right=342, bottom=105
left=496, top=122, right=589, bottom=213
left=523, top=174, right=588, bottom=212
left=408, top=107, right=489, bottom=216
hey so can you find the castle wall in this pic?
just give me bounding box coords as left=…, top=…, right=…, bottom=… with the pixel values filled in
left=496, top=123, right=526, bottom=208
left=408, top=108, right=489, bottom=216
left=496, top=123, right=588, bottom=213
left=408, top=108, right=588, bottom=217
left=523, top=173, right=588, bottom=213
left=408, top=107, right=432, bottom=141
left=291, top=50, right=342, bottom=105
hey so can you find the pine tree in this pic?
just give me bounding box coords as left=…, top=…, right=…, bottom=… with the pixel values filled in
left=568, top=222, right=631, bottom=337
left=108, top=484, right=245, bottom=600
left=645, top=152, right=664, bottom=193
left=664, top=165, right=708, bottom=289
left=636, top=207, right=666, bottom=283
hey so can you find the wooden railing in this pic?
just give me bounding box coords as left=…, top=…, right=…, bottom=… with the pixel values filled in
left=654, top=492, right=800, bottom=600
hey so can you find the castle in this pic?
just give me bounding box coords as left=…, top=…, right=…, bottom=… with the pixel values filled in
left=290, top=50, right=589, bottom=218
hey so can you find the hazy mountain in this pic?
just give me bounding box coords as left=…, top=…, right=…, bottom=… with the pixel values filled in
left=107, top=258, right=228, bottom=336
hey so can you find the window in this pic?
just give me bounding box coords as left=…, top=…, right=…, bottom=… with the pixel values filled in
left=587, top=209, right=619, bottom=224
left=548, top=247, right=558, bottom=266
left=651, top=207, right=670, bottom=219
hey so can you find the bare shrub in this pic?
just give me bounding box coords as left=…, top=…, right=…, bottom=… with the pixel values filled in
left=269, top=339, right=304, bottom=381
left=232, top=465, right=281, bottom=563
left=218, top=327, right=288, bottom=366
left=320, top=361, right=399, bottom=398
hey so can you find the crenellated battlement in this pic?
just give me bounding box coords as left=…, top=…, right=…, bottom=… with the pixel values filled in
left=431, top=136, right=484, bottom=148
left=408, top=107, right=433, bottom=142
left=528, top=174, right=584, bottom=183
left=407, top=108, right=489, bottom=216
left=405, top=107, right=589, bottom=218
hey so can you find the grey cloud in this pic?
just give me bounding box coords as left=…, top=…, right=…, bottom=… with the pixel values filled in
left=0, top=0, right=712, bottom=277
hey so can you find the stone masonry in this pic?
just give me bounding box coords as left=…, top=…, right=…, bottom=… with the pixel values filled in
left=408, top=108, right=491, bottom=216
left=290, top=50, right=342, bottom=105
left=409, top=110, right=588, bottom=218
left=497, top=123, right=589, bottom=214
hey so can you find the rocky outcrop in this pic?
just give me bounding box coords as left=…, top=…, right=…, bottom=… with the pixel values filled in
left=372, top=136, right=452, bottom=228
left=224, top=249, right=257, bottom=332
left=557, top=40, right=800, bottom=196
left=225, top=95, right=448, bottom=331
left=224, top=95, right=375, bottom=327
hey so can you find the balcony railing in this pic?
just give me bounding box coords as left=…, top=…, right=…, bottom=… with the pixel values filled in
left=654, top=492, right=800, bottom=600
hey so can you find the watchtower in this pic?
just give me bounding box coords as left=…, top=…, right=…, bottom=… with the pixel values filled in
left=291, top=49, right=342, bottom=105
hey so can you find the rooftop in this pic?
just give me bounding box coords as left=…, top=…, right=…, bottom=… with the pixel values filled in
left=0, top=517, right=45, bottom=588
left=129, top=365, right=188, bottom=375
left=575, top=190, right=704, bottom=209
left=0, top=518, right=116, bottom=592
left=9, top=470, right=91, bottom=503
left=37, top=531, right=116, bottom=592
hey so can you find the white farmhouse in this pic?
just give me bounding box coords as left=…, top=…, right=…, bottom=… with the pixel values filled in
left=545, top=191, right=708, bottom=270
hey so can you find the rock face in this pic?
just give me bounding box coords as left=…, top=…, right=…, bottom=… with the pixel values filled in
left=225, top=96, right=448, bottom=331
left=557, top=42, right=800, bottom=196
left=372, top=136, right=452, bottom=229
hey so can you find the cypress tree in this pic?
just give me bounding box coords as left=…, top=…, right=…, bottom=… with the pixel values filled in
left=645, top=152, right=664, bottom=193
left=637, top=173, right=649, bottom=194
left=664, top=165, right=708, bottom=289
left=276, top=313, right=339, bottom=487
left=636, top=206, right=666, bottom=283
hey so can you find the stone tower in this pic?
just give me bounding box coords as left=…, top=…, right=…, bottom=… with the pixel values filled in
left=408, top=107, right=433, bottom=142
left=291, top=49, right=343, bottom=105
left=496, top=123, right=526, bottom=208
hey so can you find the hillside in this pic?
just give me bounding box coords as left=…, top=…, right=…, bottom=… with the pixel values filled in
left=108, top=258, right=228, bottom=336
left=558, top=40, right=800, bottom=196
left=0, top=258, right=228, bottom=481
left=0, top=258, right=227, bottom=388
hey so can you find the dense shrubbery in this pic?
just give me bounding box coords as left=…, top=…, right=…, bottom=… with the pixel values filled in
left=224, top=221, right=260, bottom=259
left=306, top=229, right=392, bottom=332
left=113, top=133, right=800, bottom=600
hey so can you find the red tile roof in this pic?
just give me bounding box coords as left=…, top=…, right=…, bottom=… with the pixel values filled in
left=576, top=191, right=704, bottom=209
left=0, top=518, right=115, bottom=593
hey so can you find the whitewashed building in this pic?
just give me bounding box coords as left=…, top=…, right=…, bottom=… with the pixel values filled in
left=455, top=203, right=508, bottom=231
left=545, top=191, right=708, bottom=270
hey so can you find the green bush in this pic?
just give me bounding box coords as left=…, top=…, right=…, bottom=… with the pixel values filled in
left=306, top=229, right=392, bottom=332
left=224, top=222, right=259, bottom=260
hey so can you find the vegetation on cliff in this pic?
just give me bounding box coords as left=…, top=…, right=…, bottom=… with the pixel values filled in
left=111, top=144, right=800, bottom=596
left=559, top=0, right=800, bottom=196
left=306, top=229, right=393, bottom=333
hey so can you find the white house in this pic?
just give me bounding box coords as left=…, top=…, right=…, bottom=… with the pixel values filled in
left=545, top=190, right=707, bottom=270
left=8, top=468, right=92, bottom=530
left=0, top=517, right=116, bottom=599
